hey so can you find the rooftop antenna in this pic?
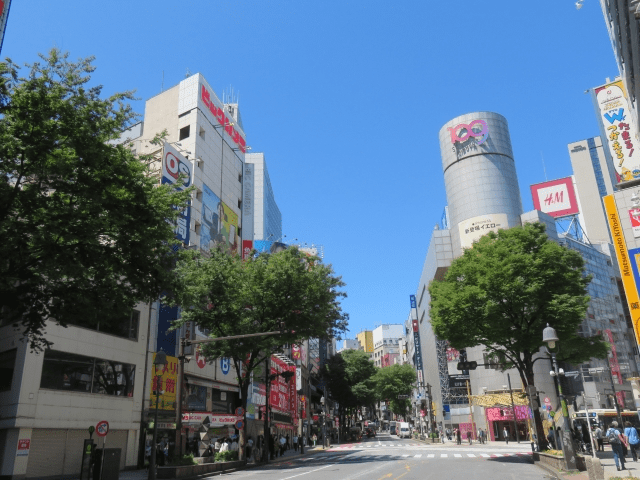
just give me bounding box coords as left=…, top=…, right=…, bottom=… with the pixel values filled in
left=541, top=151, right=548, bottom=181
left=161, top=71, right=164, bottom=93
left=185, top=68, right=192, bottom=79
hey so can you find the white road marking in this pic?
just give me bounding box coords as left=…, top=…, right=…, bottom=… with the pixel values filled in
left=467, top=454, right=476, bottom=457
left=414, top=454, right=422, bottom=458
left=441, top=454, right=448, bottom=457
left=454, top=454, right=462, bottom=458
left=281, top=463, right=334, bottom=479
left=427, top=454, right=435, bottom=458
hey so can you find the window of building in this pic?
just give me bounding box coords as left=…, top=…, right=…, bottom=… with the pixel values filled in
left=99, top=310, right=140, bottom=340
left=179, top=125, right=191, bottom=141
left=40, top=350, right=135, bottom=396
left=238, top=199, right=242, bottom=209
left=199, top=126, right=206, bottom=140
left=0, top=349, right=17, bottom=391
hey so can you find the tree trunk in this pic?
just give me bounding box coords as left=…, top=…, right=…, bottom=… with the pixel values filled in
left=525, top=369, right=548, bottom=451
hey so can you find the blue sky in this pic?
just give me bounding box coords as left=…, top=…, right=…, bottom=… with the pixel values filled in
left=4, top=1, right=620, bottom=337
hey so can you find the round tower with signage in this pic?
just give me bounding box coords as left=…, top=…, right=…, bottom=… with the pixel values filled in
left=438, top=112, right=523, bottom=257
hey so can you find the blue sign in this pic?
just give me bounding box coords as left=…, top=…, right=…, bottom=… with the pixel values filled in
left=409, top=295, right=417, bottom=309
left=220, top=357, right=231, bottom=375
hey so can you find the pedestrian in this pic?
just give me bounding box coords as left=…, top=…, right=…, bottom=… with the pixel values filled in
left=595, top=425, right=604, bottom=451
left=456, top=428, right=461, bottom=445
left=269, top=434, right=275, bottom=460
left=279, top=435, right=286, bottom=456
left=546, top=427, right=556, bottom=450
left=246, top=437, right=254, bottom=462
left=312, top=433, right=317, bottom=447
left=503, top=427, right=509, bottom=445
left=625, top=421, right=640, bottom=462
left=286, top=434, right=290, bottom=450
left=293, top=433, right=299, bottom=452
left=230, top=436, right=239, bottom=453
left=446, top=428, right=451, bottom=441
left=468, top=430, right=472, bottom=445
left=607, top=421, right=628, bottom=471
left=477, top=428, right=483, bottom=444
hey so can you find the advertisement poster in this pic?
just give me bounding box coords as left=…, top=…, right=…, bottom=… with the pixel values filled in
left=185, top=384, right=207, bottom=411
left=162, top=142, right=192, bottom=246
left=269, top=356, right=290, bottom=413
left=595, top=80, right=640, bottom=182
left=200, top=184, right=238, bottom=254
left=150, top=353, right=178, bottom=411
left=630, top=209, right=640, bottom=238
left=458, top=213, right=508, bottom=249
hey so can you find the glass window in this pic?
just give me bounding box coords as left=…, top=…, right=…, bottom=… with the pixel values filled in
left=0, top=349, right=17, bottom=391
left=40, top=350, right=135, bottom=396
left=100, top=310, right=140, bottom=340
left=40, top=350, right=94, bottom=393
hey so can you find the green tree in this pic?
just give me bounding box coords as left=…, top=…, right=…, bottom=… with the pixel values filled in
left=0, top=49, right=192, bottom=351
left=322, top=349, right=378, bottom=429
left=374, top=364, right=416, bottom=416
left=429, top=222, right=608, bottom=447
left=168, top=245, right=349, bottom=459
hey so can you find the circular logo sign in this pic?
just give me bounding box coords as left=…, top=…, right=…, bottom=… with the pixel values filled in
left=235, top=420, right=244, bottom=430
left=544, top=397, right=551, bottom=404
left=96, top=421, right=109, bottom=437
left=220, top=357, right=230, bottom=375
left=195, top=347, right=206, bottom=369
left=235, top=407, right=244, bottom=417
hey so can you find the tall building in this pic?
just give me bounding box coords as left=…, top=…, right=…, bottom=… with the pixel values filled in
left=568, top=137, right=616, bottom=244
left=598, top=0, right=640, bottom=128
left=336, top=339, right=361, bottom=353
left=372, top=324, right=403, bottom=368
left=244, top=153, right=282, bottom=242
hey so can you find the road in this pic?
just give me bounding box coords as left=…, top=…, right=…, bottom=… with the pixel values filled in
left=223, top=433, right=553, bottom=480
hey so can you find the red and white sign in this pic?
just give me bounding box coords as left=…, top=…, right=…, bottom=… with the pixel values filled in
left=242, top=240, right=253, bottom=260
left=96, top=421, right=109, bottom=437
left=195, top=346, right=206, bottom=369
left=412, top=319, right=419, bottom=333
left=530, top=177, right=579, bottom=219
left=629, top=208, right=640, bottom=238
left=16, top=439, right=30, bottom=456
left=269, top=355, right=292, bottom=413
left=200, top=85, right=247, bottom=153
left=182, top=412, right=241, bottom=426
left=544, top=397, right=551, bottom=405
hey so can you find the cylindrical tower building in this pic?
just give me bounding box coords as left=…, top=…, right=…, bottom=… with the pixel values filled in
left=439, top=112, right=523, bottom=257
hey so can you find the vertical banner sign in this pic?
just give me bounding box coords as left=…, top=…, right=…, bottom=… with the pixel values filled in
left=242, top=163, right=254, bottom=243
left=289, top=366, right=297, bottom=420
left=630, top=208, right=640, bottom=238
left=162, top=142, right=192, bottom=246
left=410, top=295, right=424, bottom=385
left=603, top=195, right=640, bottom=347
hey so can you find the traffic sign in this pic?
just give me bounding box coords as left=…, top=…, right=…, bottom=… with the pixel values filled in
left=96, top=421, right=109, bottom=437
left=544, top=397, right=551, bottom=404
left=235, top=407, right=244, bottom=417
left=235, top=420, right=244, bottom=430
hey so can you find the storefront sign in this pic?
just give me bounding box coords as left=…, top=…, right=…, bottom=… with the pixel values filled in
left=458, top=213, right=508, bottom=250
left=200, top=85, right=247, bottom=153
left=16, top=439, right=30, bottom=456
left=182, top=412, right=241, bottom=426
left=630, top=208, right=640, bottom=238
left=448, top=119, right=489, bottom=145
left=150, top=353, right=178, bottom=411
left=604, top=195, right=640, bottom=347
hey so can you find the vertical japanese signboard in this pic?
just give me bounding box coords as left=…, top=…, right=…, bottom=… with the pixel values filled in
left=162, top=142, right=192, bottom=246
left=410, top=295, right=424, bottom=384
left=150, top=353, right=179, bottom=410
left=603, top=195, right=640, bottom=347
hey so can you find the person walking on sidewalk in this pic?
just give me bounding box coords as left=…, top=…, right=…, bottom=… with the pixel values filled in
left=503, top=427, right=509, bottom=445
left=625, top=421, right=640, bottom=462
left=456, top=429, right=461, bottom=445
left=595, top=426, right=604, bottom=452
left=293, top=434, right=299, bottom=452
left=607, top=421, right=628, bottom=471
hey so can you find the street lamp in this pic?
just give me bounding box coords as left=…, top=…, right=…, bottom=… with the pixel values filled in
left=543, top=324, right=577, bottom=470
left=149, top=350, right=168, bottom=480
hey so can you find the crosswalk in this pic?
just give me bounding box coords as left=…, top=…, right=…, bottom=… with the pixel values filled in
left=300, top=451, right=533, bottom=463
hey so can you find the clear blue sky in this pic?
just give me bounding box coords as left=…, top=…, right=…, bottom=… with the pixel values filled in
left=4, top=1, right=619, bottom=337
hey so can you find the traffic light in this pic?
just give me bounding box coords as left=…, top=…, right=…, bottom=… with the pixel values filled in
left=457, top=361, right=478, bottom=371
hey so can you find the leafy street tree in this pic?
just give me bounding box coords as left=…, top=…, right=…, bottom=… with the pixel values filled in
left=429, top=222, right=608, bottom=448
left=374, top=364, right=416, bottom=416
left=0, top=49, right=192, bottom=351
left=322, top=349, right=377, bottom=432
left=168, top=245, right=349, bottom=460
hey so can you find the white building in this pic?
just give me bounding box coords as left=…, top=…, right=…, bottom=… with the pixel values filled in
left=372, top=324, right=404, bottom=368
left=336, top=339, right=361, bottom=354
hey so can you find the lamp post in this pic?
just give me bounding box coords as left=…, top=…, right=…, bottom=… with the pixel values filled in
left=149, top=350, right=168, bottom=480
left=543, top=324, right=577, bottom=470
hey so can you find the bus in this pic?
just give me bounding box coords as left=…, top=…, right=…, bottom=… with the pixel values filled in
left=389, top=421, right=397, bottom=435
left=571, top=409, right=640, bottom=440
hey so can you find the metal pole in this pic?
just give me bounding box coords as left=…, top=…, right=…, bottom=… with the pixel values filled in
left=263, top=356, right=270, bottom=463
left=176, top=338, right=184, bottom=460
left=580, top=388, right=597, bottom=458
left=607, top=356, right=624, bottom=427
left=550, top=351, right=577, bottom=470
left=507, top=374, right=520, bottom=443
left=149, top=374, right=160, bottom=480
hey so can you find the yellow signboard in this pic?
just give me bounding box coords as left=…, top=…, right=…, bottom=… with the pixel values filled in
left=150, top=353, right=179, bottom=411
left=603, top=195, right=640, bottom=346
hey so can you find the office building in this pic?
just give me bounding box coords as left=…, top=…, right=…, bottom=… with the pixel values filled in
left=244, top=153, right=282, bottom=243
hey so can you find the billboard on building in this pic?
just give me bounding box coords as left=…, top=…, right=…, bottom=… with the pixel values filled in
left=0, top=0, right=11, bottom=55
left=458, top=213, right=508, bottom=249
left=151, top=353, right=178, bottom=411
left=530, top=177, right=580, bottom=218
left=200, top=184, right=238, bottom=254
left=242, top=163, right=254, bottom=243
left=603, top=195, right=640, bottom=347
left=595, top=80, right=640, bottom=182
left=162, top=143, right=192, bottom=246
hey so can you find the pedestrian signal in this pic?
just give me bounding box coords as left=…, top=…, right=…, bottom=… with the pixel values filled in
left=456, top=361, right=478, bottom=371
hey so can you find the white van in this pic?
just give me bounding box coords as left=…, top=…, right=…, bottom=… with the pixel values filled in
left=399, top=422, right=410, bottom=438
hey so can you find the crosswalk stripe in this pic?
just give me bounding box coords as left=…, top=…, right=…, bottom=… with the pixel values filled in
left=402, top=454, right=409, bottom=457
left=481, top=454, right=490, bottom=458
left=428, top=454, right=435, bottom=458
left=467, top=454, right=476, bottom=457
left=414, top=454, right=422, bottom=458
left=441, top=454, right=448, bottom=457
left=454, top=454, right=462, bottom=458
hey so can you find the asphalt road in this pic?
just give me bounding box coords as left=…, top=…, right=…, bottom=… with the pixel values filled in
left=223, top=433, right=554, bottom=480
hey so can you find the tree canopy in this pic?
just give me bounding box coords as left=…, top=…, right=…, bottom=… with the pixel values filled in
left=373, top=363, right=416, bottom=416
left=167, top=245, right=349, bottom=458
left=322, top=349, right=377, bottom=413
left=0, top=49, right=192, bottom=350
left=429, top=222, right=608, bottom=383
